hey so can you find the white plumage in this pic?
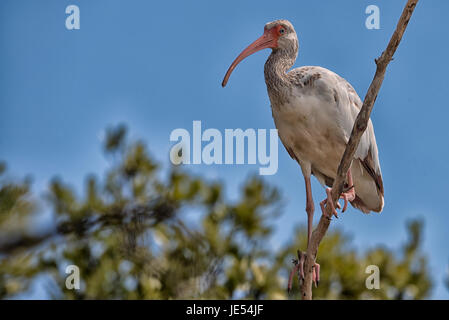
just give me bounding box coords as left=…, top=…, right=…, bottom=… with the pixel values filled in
left=223, top=18, right=385, bottom=287
left=222, top=20, right=384, bottom=266
left=272, top=66, right=384, bottom=213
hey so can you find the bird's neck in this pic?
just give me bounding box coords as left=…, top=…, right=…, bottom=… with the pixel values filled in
left=264, top=49, right=296, bottom=105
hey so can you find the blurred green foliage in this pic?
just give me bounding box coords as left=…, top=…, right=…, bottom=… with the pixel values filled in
left=0, top=125, right=433, bottom=299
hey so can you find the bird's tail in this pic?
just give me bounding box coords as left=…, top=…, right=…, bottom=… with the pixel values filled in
left=350, top=160, right=384, bottom=213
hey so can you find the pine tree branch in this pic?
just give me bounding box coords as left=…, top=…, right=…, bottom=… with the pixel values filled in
left=300, top=0, right=419, bottom=300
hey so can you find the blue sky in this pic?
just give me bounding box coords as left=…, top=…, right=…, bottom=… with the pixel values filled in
left=1, top=0, right=448, bottom=299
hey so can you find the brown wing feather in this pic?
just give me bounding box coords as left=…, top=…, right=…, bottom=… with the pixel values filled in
left=359, top=149, right=384, bottom=196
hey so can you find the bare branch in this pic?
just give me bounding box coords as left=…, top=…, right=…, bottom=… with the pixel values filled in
left=300, top=0, right=419, bottom=300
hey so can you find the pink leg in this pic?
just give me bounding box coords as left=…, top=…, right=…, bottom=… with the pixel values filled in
left=287, top=251, right=321, bottom=292
left=304, top=175, right=314, bottom=247
left=287, top=176, right=321, bottom=293
left=340, top=169, right=355, bottom=212
left=304, top=176, right=320, bottom=287
left=312, top=262, right=320, bottom=287
left=287, top=263, right=299, bottom=293
left=320, top=170, right=356, bottom=218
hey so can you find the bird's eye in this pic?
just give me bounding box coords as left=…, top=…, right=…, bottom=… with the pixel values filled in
left=279, top=28, right=285, bottom=35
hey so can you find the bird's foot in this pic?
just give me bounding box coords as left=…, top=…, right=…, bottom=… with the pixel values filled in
left=340, top=184, right=355, bottom=212
left=287, top=251, right=320, bottom=293
left=320, top=186, right=355, bottom=218
left=313, top=262, right=320, bottom=287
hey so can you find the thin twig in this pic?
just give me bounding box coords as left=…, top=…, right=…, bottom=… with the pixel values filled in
left=300, top=0, right=419, bottom=300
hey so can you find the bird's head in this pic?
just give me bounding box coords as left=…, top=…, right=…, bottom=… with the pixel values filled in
left=222, top=19, right=298, bottom=87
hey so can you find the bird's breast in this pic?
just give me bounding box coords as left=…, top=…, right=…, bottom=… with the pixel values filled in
left=272, top=93, right=347, bottom=179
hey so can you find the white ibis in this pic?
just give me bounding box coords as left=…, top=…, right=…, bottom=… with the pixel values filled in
left=222, top=20, right=384, bottom=287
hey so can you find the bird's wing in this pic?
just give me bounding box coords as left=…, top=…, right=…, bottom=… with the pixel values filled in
left=337, top=73, right=384, bottom=194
